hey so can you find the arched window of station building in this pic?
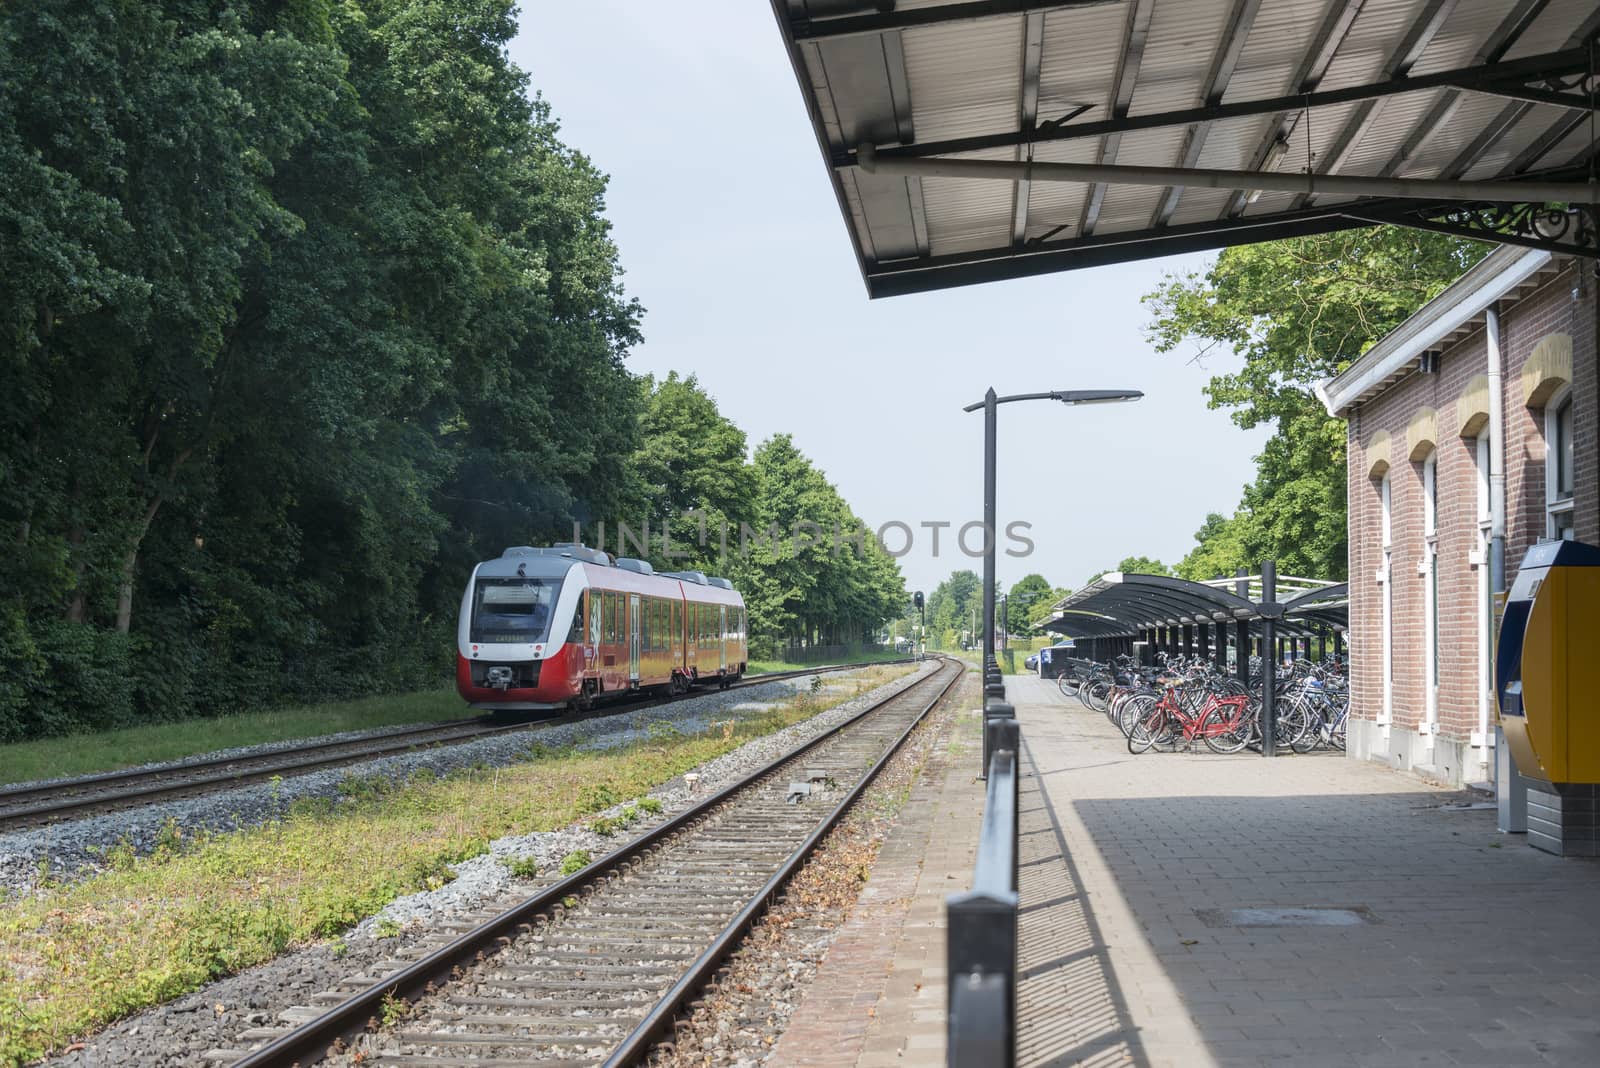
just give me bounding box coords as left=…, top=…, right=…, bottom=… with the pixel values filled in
left=1522, top=333, right=1573, bottom=541
left=1419, top=448, right=1439, bottom=743
left=1458, top=374, right=1494, bottom=752
left=1546, top=385, right=1576, bottom=541
left=1378, top=464, right=1394, bottom=734
left=1365, top=428, right=1395, bottom=733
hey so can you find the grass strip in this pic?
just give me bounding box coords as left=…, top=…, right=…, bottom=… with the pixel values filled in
left=0, top=688, right=466, bottom=788
left=0, top=665, right=912, bottom=1065
left=747, top=650, right=912, bottom=674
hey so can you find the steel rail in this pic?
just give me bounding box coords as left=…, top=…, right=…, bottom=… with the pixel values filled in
left=0, top=661, right=912, bottom=832
left=230, top=658, right=962, bottom=1068
left=603, top=659, right=965, bottom=1065
left=0, top=717, right=498, bottom=804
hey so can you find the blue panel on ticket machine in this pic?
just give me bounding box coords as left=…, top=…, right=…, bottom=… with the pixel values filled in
left=1495, top=539, right=1600, bottom=856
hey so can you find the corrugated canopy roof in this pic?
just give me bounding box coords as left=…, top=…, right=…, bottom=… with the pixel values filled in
left=770, top=1, right=1600, bottom=296
left=1042, top=572, right=1347, bottom=638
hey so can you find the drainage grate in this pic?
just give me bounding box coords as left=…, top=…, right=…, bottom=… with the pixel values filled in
left=1196, top=906, right=1375, bottom=928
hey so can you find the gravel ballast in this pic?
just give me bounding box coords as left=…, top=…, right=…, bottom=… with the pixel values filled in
left=40, top=662, right=939, bottom=1067
left=0, top=667, right=913, bottom=897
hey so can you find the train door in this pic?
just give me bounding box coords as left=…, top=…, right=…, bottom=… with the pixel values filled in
left=686, top=603, right=697, bottom=677
left=629, top=595, right=641, bottom=685
left=719, top=605, right=728, bottom=674
left=586, top=590, right=600, bottom=674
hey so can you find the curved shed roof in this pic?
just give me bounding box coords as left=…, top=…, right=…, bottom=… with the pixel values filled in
left=1041, top=572, right=1346, bottom=640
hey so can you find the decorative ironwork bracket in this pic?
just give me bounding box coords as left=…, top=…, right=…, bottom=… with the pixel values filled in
left=1353, top=201, right=1600, bottom=259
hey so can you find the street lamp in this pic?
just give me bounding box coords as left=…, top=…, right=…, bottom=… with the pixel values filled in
left=963, top=388, right=1143, bottom=669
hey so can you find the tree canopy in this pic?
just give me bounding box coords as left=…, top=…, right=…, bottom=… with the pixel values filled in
left=1142, top=228, right=1491, bottom=582
left=1004, top=573, right=1054, bottom=636
left=0, top=0, right=902, bottom=741
left=1085, top=556, right=1172, bottom=587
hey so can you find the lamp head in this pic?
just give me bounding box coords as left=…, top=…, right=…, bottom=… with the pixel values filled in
left=1051, top=389, right=1143, bottom=405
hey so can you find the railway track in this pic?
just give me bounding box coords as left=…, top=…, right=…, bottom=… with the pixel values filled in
left=217, top=657, right=963, bottom=1067
left=0, top=661, right=912, bottom=833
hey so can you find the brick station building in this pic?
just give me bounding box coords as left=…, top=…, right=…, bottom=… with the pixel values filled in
left=1318, top=247, right=1597, bottom=788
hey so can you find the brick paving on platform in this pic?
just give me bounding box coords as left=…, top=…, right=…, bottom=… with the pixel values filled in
left=1012, top=673, right=1600, bottom=1068
left=768, top=702, right=984, bottom=1067
left=773, top=672, right=1600, bottom=1067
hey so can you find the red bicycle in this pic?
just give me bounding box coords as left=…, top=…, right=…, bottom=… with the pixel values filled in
left=1127, top=682, right=1253, bottom=754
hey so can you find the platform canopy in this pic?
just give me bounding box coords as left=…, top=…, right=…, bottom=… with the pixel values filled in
left=769, top=1, right=1600, bottom=297
left=1041, top=571, right=1348, bottom=639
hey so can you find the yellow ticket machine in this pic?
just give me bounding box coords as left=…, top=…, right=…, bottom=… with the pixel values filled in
left=1495, top=539, right=1600, bottom=856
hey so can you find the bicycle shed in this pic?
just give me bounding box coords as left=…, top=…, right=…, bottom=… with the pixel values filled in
left=1040, top=569, right=1349, bottom=680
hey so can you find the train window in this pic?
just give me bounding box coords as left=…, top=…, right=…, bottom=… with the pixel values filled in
left=589, top=590, right=601, bottom=646
left=609, top=593, right=620, bottom=645
left=567, top=592, right=584, bottom=644
left=641, top=599, right=651, bottom=650
left=470, top=578, right=557, bottom=644
left=672, top=601, right=681, bottom=646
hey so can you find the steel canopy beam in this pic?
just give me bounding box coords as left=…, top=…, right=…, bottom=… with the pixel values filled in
left=1011, top=11, right=1046, bottom=246
left=1504, top=109, right=1590, bottom=175
left=1079, top=0, right=1155, bottom=237
left=1151, top=0, right=1261, bottom=228
left=857, top=166, right=1597, bottom=297
left=837, top=48, right=1589, bottom=167
left=1220, top=0, right=1365, bottom=220
left=1372, top=0, right=1552, bottom=184
left=855, top=145, right=1600, bottom=202
left=1437, top=15, right=1600, bottom=184
left=1290, top=0, right=1459, bottom=211
left=790, top=0, right=1116, bottom=41
left=864, top=209, right=1366, bottom=296
left=1504, top=8, right=1600, bottom=177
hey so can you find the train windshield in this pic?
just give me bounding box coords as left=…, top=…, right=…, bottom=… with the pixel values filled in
left=470, top=578, right=559, bottom=644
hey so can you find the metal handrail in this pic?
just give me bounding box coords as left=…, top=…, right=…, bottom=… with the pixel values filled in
left=947, top=711, right=1021, bottom=1067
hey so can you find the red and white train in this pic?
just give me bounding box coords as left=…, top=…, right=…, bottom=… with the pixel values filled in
left=456, top=544, right=748, bottom=712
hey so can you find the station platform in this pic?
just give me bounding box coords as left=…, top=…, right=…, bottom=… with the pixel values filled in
left=775, top=671, right=1600, bottom=1068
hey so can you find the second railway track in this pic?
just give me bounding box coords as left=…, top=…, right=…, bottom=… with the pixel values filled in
left=218, top=657, right=965, bottom=1068
left=0, top=661, right=912, bottom=834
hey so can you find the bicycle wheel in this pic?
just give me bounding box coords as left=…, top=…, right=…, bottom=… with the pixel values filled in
left=1328, top=704, right=1348, bottom=751
left=1271, top=700, right=1310, bottom=751
left=1292, top=701, right=1324, bottom=754
left=1084, top=679, right=1112, bottom=713
left=1128, top=704, right=1170, bottom=754
left=1201, top=701, right=1252, bottom=754
left=1118, top=693, right=1154, bottom=738
left=1057, top=672, right=1079, bottom=697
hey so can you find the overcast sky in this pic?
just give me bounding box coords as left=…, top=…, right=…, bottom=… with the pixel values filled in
left=509, top=3, right=1271, bottom=597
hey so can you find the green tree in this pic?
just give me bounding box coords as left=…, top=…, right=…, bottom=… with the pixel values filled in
left=924, top=570, right=982, bottom=649
left=1144, top=228, right=1490, bottom=581
left=732, top=435, right=904, bottom=657
left=0, top=0, right=644, bottom=739
left=1005, top=574, right=1053, bottom=637
left=1026, top=587, right=1071, bottom=631
left=629, top=372, right=757, bottom=571
left=1085, top=556, right=1171, bottom=586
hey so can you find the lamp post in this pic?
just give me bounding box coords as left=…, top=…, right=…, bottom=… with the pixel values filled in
left=999, top=592, right=1008, bottom=654
left=964, top=388, right=1143, bottom=668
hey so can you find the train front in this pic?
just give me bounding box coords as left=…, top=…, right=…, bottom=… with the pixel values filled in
left=456, top=551, right=585, bottom=711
